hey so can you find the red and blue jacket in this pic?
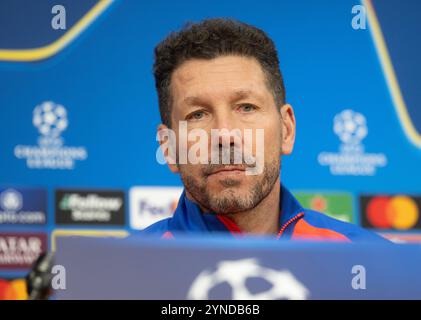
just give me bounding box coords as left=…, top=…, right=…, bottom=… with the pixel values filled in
left=142, top=184, right=388, bottom=242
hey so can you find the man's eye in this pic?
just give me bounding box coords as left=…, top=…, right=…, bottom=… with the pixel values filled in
left=238, top=104, right=257, bottom=113
left=187, top=111, right=206, bottom=121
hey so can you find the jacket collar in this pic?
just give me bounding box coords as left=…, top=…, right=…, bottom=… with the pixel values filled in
left=169, top=184, right=305, bottom=237
left=279, top=184, right=305, bottom=227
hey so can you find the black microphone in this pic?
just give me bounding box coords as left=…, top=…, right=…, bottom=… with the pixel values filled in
left=26, top=252, right=55, bottom=300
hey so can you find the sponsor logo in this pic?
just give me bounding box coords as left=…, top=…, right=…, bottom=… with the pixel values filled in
left=318, top=109, right=388, bottom=176
left=187, top=258, right=309, bottom=300
left=129, top=187, right=183, bottom=230
left=0, top=187, right=47, bottom=225
left=293, top=192, right=354, bottom=223
left=0, top=233, right=47, bottom=270
left=0, top=278, right=28, bottom=300
left=360, top=195, right=421, bottom=230
left=55, top=189, right=125, bottom=226
left=14, top=101, right=88, bottom=170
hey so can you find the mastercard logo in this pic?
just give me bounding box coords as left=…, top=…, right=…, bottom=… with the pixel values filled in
left=366, top=196, right=419, bottom=230
left=0, top=278, right=28, bottom=300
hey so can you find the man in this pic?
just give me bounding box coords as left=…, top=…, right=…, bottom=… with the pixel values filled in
left=144, top=18, right=386, bottom=242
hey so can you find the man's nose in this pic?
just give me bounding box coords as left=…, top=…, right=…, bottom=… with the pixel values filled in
left=212, top=109, right=243, bottom=144
left=209, top=109, right=245, bottom=156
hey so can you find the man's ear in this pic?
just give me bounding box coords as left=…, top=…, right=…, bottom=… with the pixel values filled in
left=157, top=124, right=179, bottom=174
left=280, top=104, right=296, bottom=155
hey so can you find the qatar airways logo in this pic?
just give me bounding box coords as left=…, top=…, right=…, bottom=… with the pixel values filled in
left=0, top=233, right=47, bottom=269
left=156, top=121, right=264, bottom=176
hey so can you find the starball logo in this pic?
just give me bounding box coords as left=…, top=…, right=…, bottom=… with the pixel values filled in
left=187, top=258, right=309, bottom=300
left=318, top=109, right=388, bottom=176
left=14, top=101, right=88, bottom=170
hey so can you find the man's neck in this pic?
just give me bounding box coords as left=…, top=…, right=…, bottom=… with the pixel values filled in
left=223, top=177, right=281, bottom=235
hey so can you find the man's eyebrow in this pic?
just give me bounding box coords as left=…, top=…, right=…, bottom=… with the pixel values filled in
left=183, top=96, right=206, bottom=106
left=231, top=90, right=266, bottom=104
left=182, top=90, right=260, bottom=106
left=231, top=90, right=252, bottom=101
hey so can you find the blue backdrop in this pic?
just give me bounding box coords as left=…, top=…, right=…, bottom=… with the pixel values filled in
left=1, top=0, right=421, bottom=287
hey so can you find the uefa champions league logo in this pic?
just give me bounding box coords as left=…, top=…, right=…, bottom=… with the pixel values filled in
left=187, top=258, right=309, bottom=300
left=33, top=101, right=68, bottom=139
left=13, top=101, right=88, bottom=170
left=333, top=109, right=368, bottom=145
left=318, top=109, right=387, bottom=176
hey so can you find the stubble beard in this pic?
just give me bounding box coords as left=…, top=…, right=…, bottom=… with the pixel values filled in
left=179, top=158, right=281, bottom=215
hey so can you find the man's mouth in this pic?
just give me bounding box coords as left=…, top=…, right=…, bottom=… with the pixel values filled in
left=206, top=166, right=246, bottom=177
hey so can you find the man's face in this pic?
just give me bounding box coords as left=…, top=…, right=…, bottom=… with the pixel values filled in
left=160, top=55, right=295, bottom=214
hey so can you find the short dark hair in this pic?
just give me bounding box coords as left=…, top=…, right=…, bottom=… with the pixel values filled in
left=153, top=18, right=286, bottom=127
